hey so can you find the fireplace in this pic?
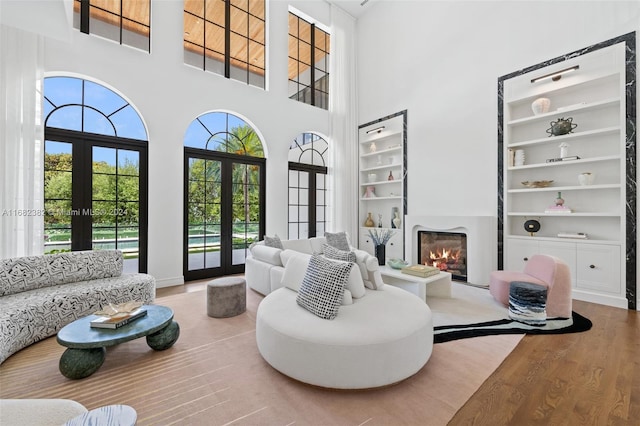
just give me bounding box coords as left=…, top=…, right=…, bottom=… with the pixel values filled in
left=418, top=231, right=467, bottom=281
left=404, top=215, right=496, bottom=286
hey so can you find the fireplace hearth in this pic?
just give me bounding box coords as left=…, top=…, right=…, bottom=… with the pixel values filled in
left=418, top=231, right=467, bottom=281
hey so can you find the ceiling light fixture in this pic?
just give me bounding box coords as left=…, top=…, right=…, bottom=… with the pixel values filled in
left=366, top=126, right=385, bottom=134
left=531, top=65, right=579, bottom=83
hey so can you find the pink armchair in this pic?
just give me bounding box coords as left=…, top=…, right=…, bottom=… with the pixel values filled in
left=489, top=254, right=572, bottom=319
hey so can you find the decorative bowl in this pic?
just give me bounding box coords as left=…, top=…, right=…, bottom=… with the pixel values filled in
left=521, top=180, right=553, bottom=188
left=388, top=258, right=409, bottom=269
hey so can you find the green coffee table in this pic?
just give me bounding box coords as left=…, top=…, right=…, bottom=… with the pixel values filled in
left=56, top=305, right=180, bottom=379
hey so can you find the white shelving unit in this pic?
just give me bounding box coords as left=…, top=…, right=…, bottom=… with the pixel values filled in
left=501, top=42, right=628, bottom=308
left=357, top=112, right=407, bottom=261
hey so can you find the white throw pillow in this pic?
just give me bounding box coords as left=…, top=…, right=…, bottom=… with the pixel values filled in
left=281, top=253, right=312, bottom=292
left=353, top=249, right=385, bottom=290
left=280, top=249, right=302, bottom=267
left=281, top=239, right=314, bottom=254
left=365, top=256, right=385, bottom=290
left=250, top=244, right=283, bottom=266
left=309, top=237, right=327, bottom=254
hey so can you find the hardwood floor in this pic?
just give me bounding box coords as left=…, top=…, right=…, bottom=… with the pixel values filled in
left=159, top=282, right=640, bottom=425
left=450, top=299, right=640, bottom=425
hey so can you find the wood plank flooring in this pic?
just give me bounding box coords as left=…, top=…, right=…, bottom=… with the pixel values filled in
left=449, top=299, right=640, bottom=425
left=159, top=283, right=640, bottom=425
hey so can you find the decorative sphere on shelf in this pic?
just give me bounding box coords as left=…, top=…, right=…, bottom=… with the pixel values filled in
left=531, top=97, right=551, bottom=115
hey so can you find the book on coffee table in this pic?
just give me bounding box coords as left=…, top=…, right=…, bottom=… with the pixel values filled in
left=401, top=264, right=440, bottom=278
left=90, top=307, right=147, bottom=329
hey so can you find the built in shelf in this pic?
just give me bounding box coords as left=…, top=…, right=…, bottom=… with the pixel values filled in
left=360, top=179, right=404, bottom=186
left=360, top=130, right=402, bottom=144
left=507, top=97, right=620, bottom=126
left=360, top=196, right=403, bottom=201
left=508, top=235, right=620, bottom=245
left=508, top=212, right=619, bottom=217
left=507, top=154, right=621, bottom=171
left=361, top=164, right=403, bottom=172
left=505, top=71, right=620, bottom=105
left=360, top=146, right=402, bottom=157
left=507, top=126, right=620, bottom=148
left=508, top=183, right=621, bottom=193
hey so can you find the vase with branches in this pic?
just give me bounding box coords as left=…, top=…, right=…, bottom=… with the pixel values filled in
left=368, top=229, right=396, bottom=265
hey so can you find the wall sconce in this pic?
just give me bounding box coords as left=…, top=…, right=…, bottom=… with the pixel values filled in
left=530, top=65, right=579, bottom=83
left=366, top=126, right=385, bottom=134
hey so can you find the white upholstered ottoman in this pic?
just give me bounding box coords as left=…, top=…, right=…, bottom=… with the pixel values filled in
left=256, top=285, right=433, bottom=389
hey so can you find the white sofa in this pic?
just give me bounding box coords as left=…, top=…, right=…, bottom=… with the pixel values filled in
left=255, top=250, right=434, bottom=389
left=245, top=237, right=325, bottom=296
left=245, top=236, right=385, bottom=296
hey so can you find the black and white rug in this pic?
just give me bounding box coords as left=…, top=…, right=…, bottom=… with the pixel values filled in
left=429, top=282, right=592, bottom=344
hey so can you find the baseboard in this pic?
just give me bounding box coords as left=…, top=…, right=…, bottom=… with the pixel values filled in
left=572, top=289, right=628, bottom=309
left=155, top=276, right=185, bottom=289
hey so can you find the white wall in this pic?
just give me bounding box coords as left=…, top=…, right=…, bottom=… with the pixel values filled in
left=355, top=1, right=639, bottom=217
left=37, top=0, right=332, bottom=286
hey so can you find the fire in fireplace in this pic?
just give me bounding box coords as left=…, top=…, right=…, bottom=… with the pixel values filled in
left=417, top=230, right=467, bottom=281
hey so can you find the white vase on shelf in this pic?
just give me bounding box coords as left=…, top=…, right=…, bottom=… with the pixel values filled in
left=578, top=172, right=595, bottom=186
left=531, top=97, right=551, bottom=115
left=514, top=149, right=525, bottom=166
left=392, top=212, right=401, bottom=229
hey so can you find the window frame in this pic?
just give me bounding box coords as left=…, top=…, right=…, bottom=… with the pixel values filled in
left=184, top=0, right=266, bottom=88
left=288, top=12, right=330, bottom=110
left=74, top=0, right=151, bottom=53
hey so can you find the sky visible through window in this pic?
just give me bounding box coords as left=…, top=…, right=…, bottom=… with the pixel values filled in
left=44, top=77, right=147, bottom=163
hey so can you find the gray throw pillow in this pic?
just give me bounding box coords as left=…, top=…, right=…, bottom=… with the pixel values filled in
left=324, top=231, right=350, bottom=251
left=263, top=235, right=284, bottom=249
left=296, top=254, right=353, bottom=320
left=323, top=244, right=356, bottom=263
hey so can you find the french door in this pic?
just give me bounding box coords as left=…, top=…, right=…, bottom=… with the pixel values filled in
left=288, top=162, right=327, bottom=239
left=44, top=130, right=148, bottom=273
left=184, top=149, right=265, bottom=281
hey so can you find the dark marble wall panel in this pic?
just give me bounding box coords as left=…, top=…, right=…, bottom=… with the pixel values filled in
left=497, top=32, right=636, bottom=309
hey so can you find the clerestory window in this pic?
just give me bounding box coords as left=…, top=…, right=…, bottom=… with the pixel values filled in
left=288, top=12, right=330, bottom=110
left=184, top=0, right=266, bottom=89
left=73, top=0, right=151, bottom=52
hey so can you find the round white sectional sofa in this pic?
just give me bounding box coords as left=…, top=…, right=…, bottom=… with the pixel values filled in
left=256, top=260, right=433, bottom=389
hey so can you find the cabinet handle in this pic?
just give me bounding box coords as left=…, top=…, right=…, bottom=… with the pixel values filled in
left=589, top=264, right=595, bottom=269
left=390, top=242, right=394, bottom=246
left=523, top=257, right=528, bottom=261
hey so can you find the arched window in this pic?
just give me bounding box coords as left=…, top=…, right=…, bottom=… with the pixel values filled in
left=184, top=112, right=265, bottom=280
left=288, top=132, right=328, bottom=239
left=43, top=76, right=148, bottom=273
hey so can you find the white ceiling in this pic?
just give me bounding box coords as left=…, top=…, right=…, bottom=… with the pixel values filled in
left=326, top=0, right=380, bottom=19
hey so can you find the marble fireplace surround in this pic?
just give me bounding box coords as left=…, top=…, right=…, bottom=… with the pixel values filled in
left=404, top=215, right=496, bottom=286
